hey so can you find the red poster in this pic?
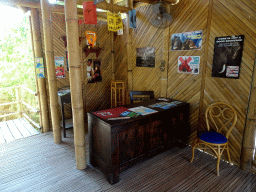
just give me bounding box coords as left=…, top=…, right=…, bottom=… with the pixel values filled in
left=93, top=107, right=129, bottom=119
left=83, top=2, right=97, bottom=25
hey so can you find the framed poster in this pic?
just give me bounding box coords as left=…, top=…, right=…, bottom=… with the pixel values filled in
left=136, top=47, right=155, bottom=68
left=54, top=56, right=65, bottom=78
left=93, top=59, right=102, bottom=83
left=178, top=56, right=200, bottom=74
left=35, top=57, right=45, bottom=78
left=212, top=35, right=244, bottom=79
left=171, top=30, right=203, bottom=51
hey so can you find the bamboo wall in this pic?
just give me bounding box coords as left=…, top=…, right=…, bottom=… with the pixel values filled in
left=129, top=0, right=256, bottom=166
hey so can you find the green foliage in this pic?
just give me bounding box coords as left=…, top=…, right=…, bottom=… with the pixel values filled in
left=0, top=13, right=39, bottom=124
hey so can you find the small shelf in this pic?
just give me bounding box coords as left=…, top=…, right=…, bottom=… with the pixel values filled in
left=83, top=47, right=102, bottom=58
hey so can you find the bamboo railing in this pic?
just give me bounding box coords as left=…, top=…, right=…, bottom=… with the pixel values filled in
left=0, top=85, right=40, bottom=129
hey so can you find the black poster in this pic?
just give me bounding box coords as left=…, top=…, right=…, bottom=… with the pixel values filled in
left=212, top=35, right=244, bottom=79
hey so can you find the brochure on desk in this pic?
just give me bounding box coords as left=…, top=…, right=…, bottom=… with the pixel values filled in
left=128, top=106, right=158, bottom=116
left=148, top=101, right=182, bottom=109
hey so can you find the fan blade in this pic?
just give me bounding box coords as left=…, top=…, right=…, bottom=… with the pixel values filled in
left=152, top=3, right=161, bottom=14
left=162, top=13, right=172, bottom=21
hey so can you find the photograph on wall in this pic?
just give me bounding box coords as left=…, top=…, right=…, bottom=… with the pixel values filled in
left=171, top=30, right=203, bottom=51
left=93, top=59, right=102, bottom=83
left=178, top=56, right=200, bottom=74
left=54, top=56, right=65, bottom=78
left=212, top=35, right=244, bottom=79
left=136, top=47, right=155, bottom=68
left=35, top=57, right=45, bottom=78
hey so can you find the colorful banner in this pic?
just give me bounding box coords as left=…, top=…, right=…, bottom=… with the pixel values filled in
left=54, top=56, right=65, bottom=78
left=178, top=56, right=200, bottom=74
left=129, top=9, right=136, bottom=29
left=83, top=2, right=97, bottom=25
left=107, top=12, right=123, bottom=32
left=212, top=35, right=244, bottom=79
left=35, top=57, right=45, bottom=78
left=171, top=30, right=203, bottom=51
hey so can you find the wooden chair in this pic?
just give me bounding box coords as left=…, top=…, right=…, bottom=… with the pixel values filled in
left=190, top=102, right=237, bottom=176
left=129, top=91, right=154, bottom=104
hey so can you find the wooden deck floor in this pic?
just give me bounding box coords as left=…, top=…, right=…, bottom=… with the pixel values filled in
left=0, top=118, right=40, bottom=144
left=1, top=130, right=256, bottom=192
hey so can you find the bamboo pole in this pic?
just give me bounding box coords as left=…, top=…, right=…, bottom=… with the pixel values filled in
left=126, top=0, right=133, bottom=103
left=240, top=55, right=256, bottom=171
left=161, top=23, right=170, bottom=97
left=197, top=0, right=213, bottom=132
left=64, top=0, right=86, bottom=170
left=31, top=8, right=50, bottom=133
left=41, top=0, right=62, bottom=143
left=110, top=0, right=115, bottom=81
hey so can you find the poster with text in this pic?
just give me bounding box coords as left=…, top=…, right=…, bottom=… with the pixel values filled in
left=136, top=47, right=155, bottom=68
left=212, top=35, right=244, bottom=79
left=178, top=56, right=200, bottom=74
left=35, top=57, right=45, bottom=78
left=54, top=56, right=65, bottom=78
left=171, top=30, right=203, bottom=51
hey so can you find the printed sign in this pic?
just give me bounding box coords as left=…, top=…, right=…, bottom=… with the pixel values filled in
left=107, top=12, right=123, bottom=32
left=171, top=30, right=203, bottom=51
left=129, top=9, right=136, bottom=29
left=35, top=57, right=45, bottom=78
left=54, top=56, right=65, bottom=78
left=83, top=2, right=97, bottom=25
left=178, top=56, right=200, bottom=74
left=212, top=35, right=244, bottom=79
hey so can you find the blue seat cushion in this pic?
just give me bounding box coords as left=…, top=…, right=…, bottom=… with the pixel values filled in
left=199, top=132, right=227, bottom=144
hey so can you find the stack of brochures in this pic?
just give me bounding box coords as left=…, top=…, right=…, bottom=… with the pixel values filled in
left=148, top=101, right=182, bottom=109
left=120, top=111, right=141, bottom=118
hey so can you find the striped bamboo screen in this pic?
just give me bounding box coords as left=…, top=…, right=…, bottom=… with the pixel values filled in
left=37, top=0, right=256, bottom=167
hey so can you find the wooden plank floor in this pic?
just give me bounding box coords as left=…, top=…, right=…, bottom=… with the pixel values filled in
left=1, top=130, right=256, bottom=192
left=0, top=118, right=40, bottom=144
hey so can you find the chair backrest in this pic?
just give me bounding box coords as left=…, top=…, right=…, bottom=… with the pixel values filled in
left=205, top=102, right=237, bottom=139
left=129, top=91, right=154, bottom=104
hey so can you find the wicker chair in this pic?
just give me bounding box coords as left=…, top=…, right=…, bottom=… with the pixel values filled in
left=190, top=102, right=237, bottom=176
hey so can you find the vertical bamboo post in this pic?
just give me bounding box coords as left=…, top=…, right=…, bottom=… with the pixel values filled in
left=161, top=23, right=169, bottom=98
left=64, top=0, right=86, bottom=169
left=31, top=8, right=50, bottom=133
left=41, top=0, right=62, bottom=143
left=126, top=0, right=133, bottom=103
left=16, top=86, right=22, bottom=118
left=240, top=55, right=256, bottom=171
left=110, top=0, right=115, bottom=81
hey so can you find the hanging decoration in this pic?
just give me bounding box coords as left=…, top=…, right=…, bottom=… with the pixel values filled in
left=85, top=31, right=97, bottom=48
left=83, top=2, right=97, bottom=25
left=212, top=35, right=244, bottom=79
left=129, top=9, right=136, bottom=29
left=178, top=56, right=200, bottom=74
left=35, top=57, right=45, bottom=78
left=107, top=12, right=123, bottom=32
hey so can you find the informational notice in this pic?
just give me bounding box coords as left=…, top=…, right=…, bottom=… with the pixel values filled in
left=178, top=56, right=200, bottom=74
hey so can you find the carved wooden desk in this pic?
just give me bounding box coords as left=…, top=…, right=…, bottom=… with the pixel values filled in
left=88, top=100, right=190, bottom=184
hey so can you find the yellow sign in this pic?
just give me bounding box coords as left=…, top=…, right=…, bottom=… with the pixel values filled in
left=107, top=12, right=123, bottom=32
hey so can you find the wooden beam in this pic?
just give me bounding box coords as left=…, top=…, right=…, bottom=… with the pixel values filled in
left=30, top=8, right=50, bottom=133
left=161, top=26, right=169, bottom=97
left=41, top=0, right=62, bottom=144
left=59, top=0, right=132, bottom=13
left=65, top=0, right=86, bottom=170
left=133, top=0, right=179, bottom=5
left=2, top=0, right=107, bottom=21
left=240, top=55, right=256, bottom=171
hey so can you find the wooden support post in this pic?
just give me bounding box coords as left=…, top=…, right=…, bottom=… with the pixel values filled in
left=110, top=0, right=115, bottom=81
left=65, top=0, right=86, bottom=170
left=41, top=0, right=62, bottom=143
left=16, top=86, right=22, bottom=118
left=161, top=26, right=169, bottom=98
left=240, top=55, right=256, bottom=171
left=198, top=0, right=213, bottom=131
left=126, top=0, right=133, bottom=103
left=31, top=8, right=50, bottom=133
